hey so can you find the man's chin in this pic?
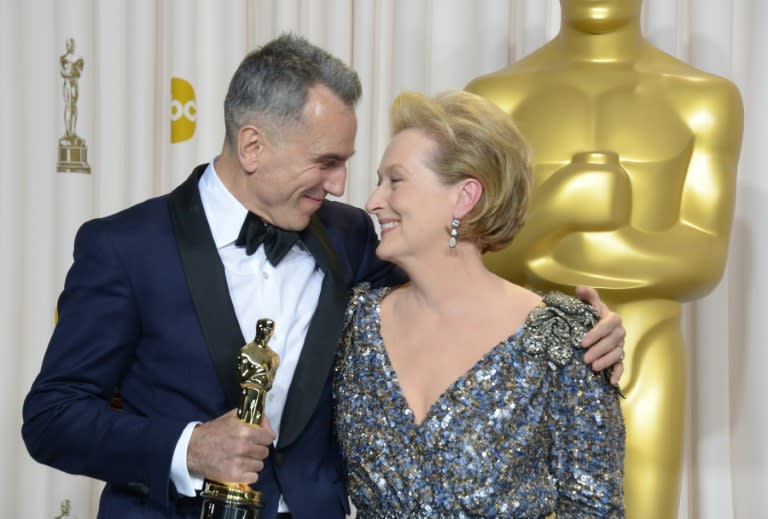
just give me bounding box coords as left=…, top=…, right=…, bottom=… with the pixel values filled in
left=281, top=213, right=315, bottom=232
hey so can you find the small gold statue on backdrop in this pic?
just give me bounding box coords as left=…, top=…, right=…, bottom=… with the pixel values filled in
left=57, top=37, right=91, bottom=174
left=53, top=498, right=77, bottom=519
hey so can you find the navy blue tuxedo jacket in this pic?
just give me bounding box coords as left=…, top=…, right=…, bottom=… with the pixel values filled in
left=22, top=165, right=404, bottom=518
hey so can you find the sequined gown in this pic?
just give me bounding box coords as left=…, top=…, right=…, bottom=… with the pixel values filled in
left=333, top=285, right=625, bottom=518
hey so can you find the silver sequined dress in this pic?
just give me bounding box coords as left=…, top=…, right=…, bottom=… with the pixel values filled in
left=333, top=285, right=624, bottom=518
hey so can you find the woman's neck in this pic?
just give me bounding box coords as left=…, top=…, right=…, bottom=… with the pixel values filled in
left=395, top=247, right=502, bottom=317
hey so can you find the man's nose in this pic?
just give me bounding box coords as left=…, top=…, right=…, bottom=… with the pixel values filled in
left=324, top=166, right=347, bottom=197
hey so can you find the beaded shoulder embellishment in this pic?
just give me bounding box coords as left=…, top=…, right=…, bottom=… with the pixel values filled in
left=344, top=282, right=373, bottom=326
left=521, top=291, right=599, bottom=369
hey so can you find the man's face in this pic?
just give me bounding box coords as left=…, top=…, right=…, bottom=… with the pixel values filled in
left=560, top=0, right=642, bottom=33
left=245, top=85, right=357, bottom=231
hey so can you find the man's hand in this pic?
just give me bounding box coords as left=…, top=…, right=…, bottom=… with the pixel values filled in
left=187, top=409, right=276, bottom=483
left=575, top=285, right=625, bottom=386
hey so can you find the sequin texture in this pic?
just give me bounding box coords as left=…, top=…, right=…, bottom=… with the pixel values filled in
left=334, top=284, right=625, bottom=518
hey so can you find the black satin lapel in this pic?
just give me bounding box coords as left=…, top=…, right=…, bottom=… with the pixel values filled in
left=168, top=165, right=245, bottom=408
left=277, top=216, right=347, bottom=449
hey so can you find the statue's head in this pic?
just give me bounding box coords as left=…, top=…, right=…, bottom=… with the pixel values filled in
left=560, top=0, right=642, bottom=33
left=255, top=318, right=275, bottom=347
left=65, top=38, right=75, bottom=52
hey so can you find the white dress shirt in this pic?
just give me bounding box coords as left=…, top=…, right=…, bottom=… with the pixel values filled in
left=170, top=161, right=323, bottom=514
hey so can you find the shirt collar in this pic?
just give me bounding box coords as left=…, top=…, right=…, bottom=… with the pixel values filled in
left=198, top=159, right=248, bottom=249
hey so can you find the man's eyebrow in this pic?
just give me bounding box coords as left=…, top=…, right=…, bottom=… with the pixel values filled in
left=313, top=152, right=355, bottom=162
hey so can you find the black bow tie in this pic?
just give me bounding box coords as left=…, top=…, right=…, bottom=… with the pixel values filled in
left=235, top=212, right=300, bottom=266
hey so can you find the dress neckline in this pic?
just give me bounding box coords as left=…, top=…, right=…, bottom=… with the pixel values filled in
left=372, top=286, right=527, bottom=427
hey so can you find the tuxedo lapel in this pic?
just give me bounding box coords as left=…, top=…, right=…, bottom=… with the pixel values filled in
left=168, top=166, right=245, bottom=407
left=277, top=215, right=347, bottom=449
left=169, top=169, right=348, bottom=443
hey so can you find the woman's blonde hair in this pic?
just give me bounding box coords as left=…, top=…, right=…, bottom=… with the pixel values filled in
left=390, top=90, right=532, bottom=252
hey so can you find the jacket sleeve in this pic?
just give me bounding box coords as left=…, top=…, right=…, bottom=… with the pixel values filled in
left=21, top=218, right=188, bottom=508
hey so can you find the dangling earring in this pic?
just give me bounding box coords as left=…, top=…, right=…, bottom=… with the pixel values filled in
left=448, top=218, right=460, bottom=249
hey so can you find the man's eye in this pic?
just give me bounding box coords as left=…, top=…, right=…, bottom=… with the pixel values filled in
left=319, top=160, right=342, bottom=170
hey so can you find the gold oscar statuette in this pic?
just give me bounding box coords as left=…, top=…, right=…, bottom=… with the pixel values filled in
left=57, top=37, right=91, bottom=174
left=200, top=319, right=280, bottom=519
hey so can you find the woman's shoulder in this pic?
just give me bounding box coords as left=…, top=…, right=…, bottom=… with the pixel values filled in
left=344, top=282, right=397, bottom=323
left=347, top=282, right=395, bottom=305
left=519, top=291, right=599, bottom=369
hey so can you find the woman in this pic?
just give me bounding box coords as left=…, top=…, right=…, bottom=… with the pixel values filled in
left=334, top=91, right=624, bottom=518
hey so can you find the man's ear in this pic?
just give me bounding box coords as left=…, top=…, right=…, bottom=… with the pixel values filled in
left=237, top=125, right=266, bottom=173
left=454, top=178, right=483, bottom=219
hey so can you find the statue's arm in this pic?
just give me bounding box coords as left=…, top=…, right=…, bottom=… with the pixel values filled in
left=528, top=80, right=744, bottom=299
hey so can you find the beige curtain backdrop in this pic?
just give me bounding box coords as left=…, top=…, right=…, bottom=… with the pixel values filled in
left=1, top=0, right=765, bottom=517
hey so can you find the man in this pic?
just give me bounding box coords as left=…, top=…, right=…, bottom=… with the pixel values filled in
left=23, top=34, right=625, bottom=518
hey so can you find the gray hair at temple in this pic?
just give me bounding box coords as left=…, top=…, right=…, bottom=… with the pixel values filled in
left=224, top=33, right=362, bottom=145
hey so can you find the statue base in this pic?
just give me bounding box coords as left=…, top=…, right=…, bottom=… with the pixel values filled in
left=200, top=480, right=263, bottom=519
left=57, top=137, right=91, bottom=173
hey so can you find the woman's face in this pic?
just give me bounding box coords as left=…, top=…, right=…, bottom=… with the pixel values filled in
left=560, top=0, right=642, bottom=33
left=366, top=128, right=457, bottom=265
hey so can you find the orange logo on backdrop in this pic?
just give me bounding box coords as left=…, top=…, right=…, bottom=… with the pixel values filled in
left=171, top=77, right=196, bottom=143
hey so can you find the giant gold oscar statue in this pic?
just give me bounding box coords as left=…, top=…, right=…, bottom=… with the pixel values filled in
left=201, top=318, right=280, bottom=519
left=466, top=1, right=743, bottom=517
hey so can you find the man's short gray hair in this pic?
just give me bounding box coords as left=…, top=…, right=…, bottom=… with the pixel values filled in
left=224, top=33, right=362, bottom=145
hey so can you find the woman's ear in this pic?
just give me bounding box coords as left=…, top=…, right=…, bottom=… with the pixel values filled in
left=237, top=125, right=266, bottom=173
left=454, top=178, right=483, bottom=219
